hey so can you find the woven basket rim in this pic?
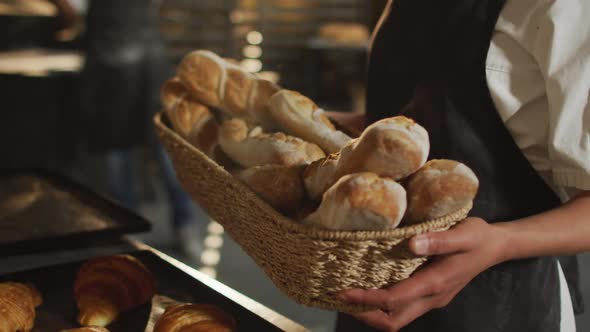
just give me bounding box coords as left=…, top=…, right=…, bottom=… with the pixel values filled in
left=155, top=112, right=472, bottom=242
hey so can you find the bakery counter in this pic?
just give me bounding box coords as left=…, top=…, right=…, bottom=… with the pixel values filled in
left=0, top=237, right=310, bottom=332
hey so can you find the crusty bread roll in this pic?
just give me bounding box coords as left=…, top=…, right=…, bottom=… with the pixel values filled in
left=304, top=172, right=407, bottom=231
left=303, top=151, right=341, bottom=201
left=161, top=78, right=219, bottom=157
left=176, top=50, right=280, bottom=130
left=218, top=118, right=325, bottom=167
left=237, top=164, right=305, bottom=213
left=267, top=90, right=352, bottom=153
left=405, top=159, right=478, bottom=224
left=304, top=116, right=429, bottom=200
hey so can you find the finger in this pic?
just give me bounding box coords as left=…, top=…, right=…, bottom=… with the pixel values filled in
left=341, top=266, right=448, bottom=310
left=351, top=310, right=396, bottom=331
left=409, top=218, right=479, bottom=255
left=385, top=296, right=437, bottom=331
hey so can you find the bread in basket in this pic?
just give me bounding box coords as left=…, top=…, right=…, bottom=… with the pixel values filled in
left=155, top=112, right=472, bottom=313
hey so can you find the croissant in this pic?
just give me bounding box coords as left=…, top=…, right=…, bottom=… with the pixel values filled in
left=73, top=255, right=156, bottom=327
left=0, top=282, right=42, bottom=332
left=153, top=303, right=236, bottom=332
left=61, top=328, right=110, bottom=332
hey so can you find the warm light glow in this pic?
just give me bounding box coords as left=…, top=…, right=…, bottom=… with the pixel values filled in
left=240, top=59, right=263, bottom=73
left=204, top=235, right=224, bottom=249
left=201, top=249, right=221, bottom=266
left=243, top=45, right=262, bottom=58
left=199, top=267, right=217, bottom=279
left=207, top=221, right=224, bottom=235
left=246, top=31, right=263, bottom=45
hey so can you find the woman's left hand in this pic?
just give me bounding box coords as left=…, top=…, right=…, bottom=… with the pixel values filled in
left=338, top=217, right=510, bottom=332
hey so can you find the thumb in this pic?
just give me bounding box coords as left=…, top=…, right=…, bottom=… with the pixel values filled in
left=409, top=226, right=471, bottom=256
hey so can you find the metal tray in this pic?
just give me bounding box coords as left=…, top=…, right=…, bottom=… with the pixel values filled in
left=0, top=169, right=151, bottom=256
left=0, top=250, right=294, bottom=331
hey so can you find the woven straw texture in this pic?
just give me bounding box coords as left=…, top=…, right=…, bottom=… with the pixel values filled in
left=154, top=113, right=472, bottom=313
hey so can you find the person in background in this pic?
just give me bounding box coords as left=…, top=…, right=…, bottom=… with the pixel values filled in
left=74, top=0, right=203, bottom=258
left=330, top=0, right=589, bottom=331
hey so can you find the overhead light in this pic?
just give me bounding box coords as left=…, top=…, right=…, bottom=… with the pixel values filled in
left=240, top=59, right=263, bottom=73
left=246, top=31, right=263, bottom=45
left=243, top=45, right=262, bottom=58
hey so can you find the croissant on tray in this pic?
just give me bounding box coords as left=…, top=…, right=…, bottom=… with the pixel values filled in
left=153, top=303, right=236, bottom=332
left=61, top=328, right=110, bottom=332
left=73, top=255, right=156, bottom=327
left=0, top=282, right=42, bottom=332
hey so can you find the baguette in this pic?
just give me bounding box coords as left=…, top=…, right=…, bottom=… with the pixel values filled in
left=267, top=90, right=352, bottom=153
left=218, top=118, right=325, bottom=167
left=176, top=50, right=279, bottom=130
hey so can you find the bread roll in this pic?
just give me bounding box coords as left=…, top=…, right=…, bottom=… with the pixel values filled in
left=74, top=255, right=156, bottom=327
left=304, top=172, right=407, bottom=231
left=161, top=78, right=219, bottom=156
left=176, top=50, right=279, bottom=130
left=304, top=116, right=429, bottom=200
left=237, top=164, right=305, bottom=213
left=303, top=151, right=341, bottom=201
left=153, top=303, right=236, bottom=332
left=267, top=90, right=352, bottom=153
left=0, top=282, right=42, bottom=332
left=218, top=118, right=325, bottom=167
left=405, top=159, right=478, bottom=224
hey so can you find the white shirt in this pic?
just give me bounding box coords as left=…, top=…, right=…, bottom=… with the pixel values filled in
left=486, top=0, right=590, bottom=203
left=486, top=1, right=587, bottom=330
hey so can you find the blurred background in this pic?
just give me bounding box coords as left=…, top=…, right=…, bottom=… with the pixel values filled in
left=0, top=0, right=588, bottom=331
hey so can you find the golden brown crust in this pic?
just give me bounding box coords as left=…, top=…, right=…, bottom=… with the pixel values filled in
left=304, top=172, right=407, bottom=231
left=218, top=118, right=325, bottom=167
left=161, top=78, right=219, bottom=157
left=268, top=90, right=351, bottom=153
left=303, top=116, right=429, bottom=201
left=176, top=50, right=224, bottom=108
left=0, top=282, right=42, bottom=332
left=224, top=67, right=256, bottom=117
left=405, top=159, right=479, bottom=224
left=61, top=327, right=110, bottom=332
left=238, top=164, right=306, bottom=213
left=74, top=255, right=156, bottom=327
left=153, top=303, right=236, bottom=332
left=248, top=79, right=281, bottom=129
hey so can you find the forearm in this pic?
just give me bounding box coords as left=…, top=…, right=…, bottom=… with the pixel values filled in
left=495, top=191, right=590, bottom=261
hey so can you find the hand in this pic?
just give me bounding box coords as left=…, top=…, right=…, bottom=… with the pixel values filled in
left=338, top=217, right=509, bottom=332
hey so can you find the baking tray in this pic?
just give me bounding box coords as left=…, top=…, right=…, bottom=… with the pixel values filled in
left=0, top=250, right=290, bottom=331
left=0, top=169, right=151, bottom=256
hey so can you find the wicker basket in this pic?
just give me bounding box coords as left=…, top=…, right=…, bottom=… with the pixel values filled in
left=154, top=112, right=472, bottom=313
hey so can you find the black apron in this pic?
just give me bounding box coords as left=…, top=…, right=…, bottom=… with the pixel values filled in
left=336, top=0, right=582, bottom=331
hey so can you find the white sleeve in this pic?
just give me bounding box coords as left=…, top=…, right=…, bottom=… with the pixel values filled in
left=529, top=0, right=590, bottom=190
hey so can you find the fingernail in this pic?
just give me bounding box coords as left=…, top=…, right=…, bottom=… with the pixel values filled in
left=413, top=235, right=429, bottom=255
left=338, top=292, right=351, bottom=302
